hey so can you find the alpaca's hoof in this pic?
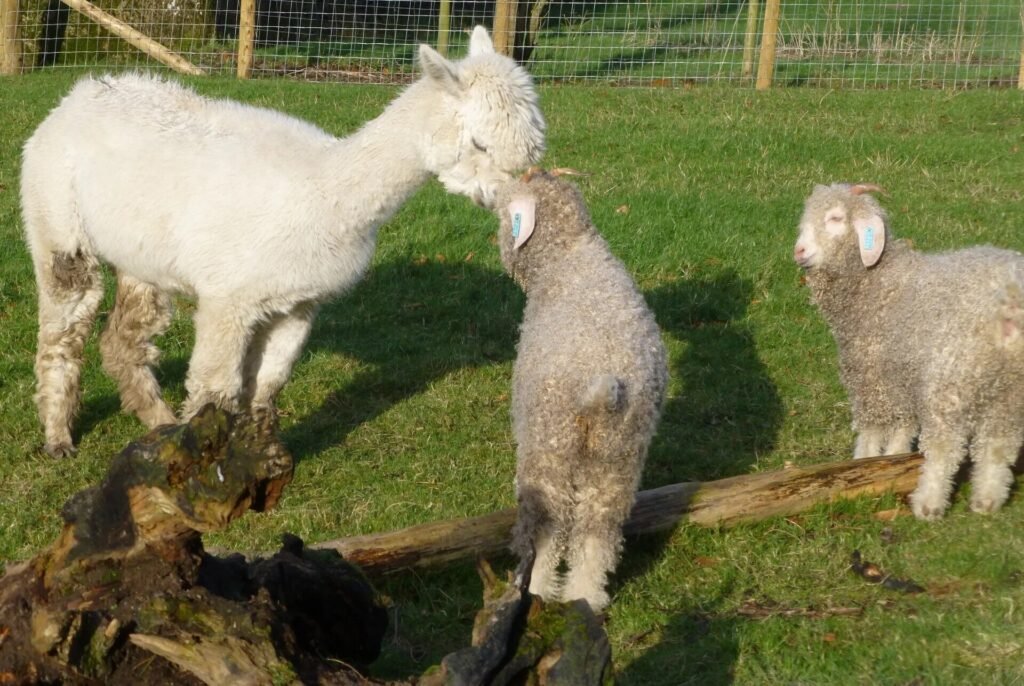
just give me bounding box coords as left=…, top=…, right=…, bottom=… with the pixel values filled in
left=44, top=441, right=76, bottom=459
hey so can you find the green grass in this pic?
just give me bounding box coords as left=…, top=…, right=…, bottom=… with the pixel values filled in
left=2, top=72, right=1024, bottom=683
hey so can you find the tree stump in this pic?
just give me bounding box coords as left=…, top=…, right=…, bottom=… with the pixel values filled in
left=0, top=406, right=387, bottom=685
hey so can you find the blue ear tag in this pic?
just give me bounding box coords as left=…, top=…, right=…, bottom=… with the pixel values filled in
left=512, top=212, right=522, bottom=238
left=862, top=226, right=875, bottom=251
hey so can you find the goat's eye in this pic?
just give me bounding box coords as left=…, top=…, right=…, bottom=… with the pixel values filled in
left=825, top=215, right=844, bottom=224
left=471, top=137, right=488, bottom=153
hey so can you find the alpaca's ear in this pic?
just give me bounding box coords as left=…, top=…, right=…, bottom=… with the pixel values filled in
left=419, top=44, right=463, bottom=95
left=469, top=26, right=495, bottom=56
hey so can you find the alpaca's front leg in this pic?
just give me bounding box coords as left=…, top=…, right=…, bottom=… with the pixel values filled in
left=180, top=299, right=257, bottom=420
left=241, top=302, right=318, bottom=413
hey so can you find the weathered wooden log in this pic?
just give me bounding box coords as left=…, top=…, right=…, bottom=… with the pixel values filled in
left=316, top=452, right=925, bottom=575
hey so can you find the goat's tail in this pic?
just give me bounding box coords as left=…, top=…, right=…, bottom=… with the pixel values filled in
left=579, top=374, right=627, bottom=414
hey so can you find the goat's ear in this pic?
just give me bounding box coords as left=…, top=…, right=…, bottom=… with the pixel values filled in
left=853, top=213, right=885, bottom=267
left=419, top=45, right=463, bottom=95
left=469, top=26, right=495, bottom=56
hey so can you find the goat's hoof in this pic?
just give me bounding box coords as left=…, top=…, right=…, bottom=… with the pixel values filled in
left=43, top=442, right=76, bottom=459
left=909, top=500, right=947, bottom=521
left=969, top=496, right=1005, bottom=515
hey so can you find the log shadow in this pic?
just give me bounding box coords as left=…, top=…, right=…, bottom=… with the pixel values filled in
left=282, top=259, right=522, bottom=461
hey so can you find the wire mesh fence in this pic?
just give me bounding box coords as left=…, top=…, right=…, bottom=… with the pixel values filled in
left=3, top=0, right=1023, bottom=87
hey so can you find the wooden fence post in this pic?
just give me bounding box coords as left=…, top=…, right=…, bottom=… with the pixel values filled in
left=0, top=0, right=21, bottom=75
left=755, top=0, right=781, bottom=90
left=1018, top=5, right=1024, bottom=90
left=741, top=0, right=760, bottom=79
left=437, top=0, right=451, bottom=56
left=493, top=0, right=518, bottom=57
left=236, top=0, right=256, bottom=78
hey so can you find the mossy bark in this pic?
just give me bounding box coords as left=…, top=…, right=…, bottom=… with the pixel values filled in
left=0, top=407, right=385, bottom=685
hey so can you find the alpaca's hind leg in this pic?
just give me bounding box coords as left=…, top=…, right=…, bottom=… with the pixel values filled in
left=513, top=482, right=566, bottom=602
left=180, top=299, right=258, bottom=420
left=33, top=250, right=104, bottom=457
left=562, top=475, right=638, bottom=612
left=910, top=422, right=969, bottom=521
left=968, top=429, right=1023, bottom=514
left=99, top=273, right=176, bottom=429
left=240, top=303, right=318, bottom=413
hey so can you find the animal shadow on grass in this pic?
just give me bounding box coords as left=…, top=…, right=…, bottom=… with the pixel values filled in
left=610, top=270, right=781, bottom=684
left=282, top=258, right=523, bottom=461
left=616, top=536, right=740, bottom=686
left=644, top=269, right=783, bottom=485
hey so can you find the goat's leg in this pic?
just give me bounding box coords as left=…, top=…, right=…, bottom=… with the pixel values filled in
left=99, top=273, right=176, bottom=429
left=883, top=423, right=917, bottom=455
left=968, top=429, right=1023, bottom=514
left=513, top=482, right=567, bottom=603
left=180, top=299, right=257, bottom=420
left=853, top=425, right=887, bottom=459
left=240, top=302, right=318, bottom=413
left=33, top=250, right=104, bottom=457
left=562, top=475, right=638, bottom=612
left=910, top=422, right=969, bottom=521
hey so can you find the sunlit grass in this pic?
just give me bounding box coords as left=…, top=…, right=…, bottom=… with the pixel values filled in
left=1, top=73, right=1023, bottom=682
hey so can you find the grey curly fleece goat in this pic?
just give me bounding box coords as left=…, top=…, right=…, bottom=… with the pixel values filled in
left=794, top=183, right=1024, bottom=520
left=494, top=170, right=668, bottom=611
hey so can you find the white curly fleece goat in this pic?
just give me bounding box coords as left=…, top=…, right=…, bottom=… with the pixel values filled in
left=21, top=27, right=545, bottom=457
left=496, top=170, right=668, bottom=611
left=795, top=183, right=1024, bottom=520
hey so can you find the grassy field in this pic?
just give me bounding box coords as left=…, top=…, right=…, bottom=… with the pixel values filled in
left=2, top=73, right=1024, bottom=683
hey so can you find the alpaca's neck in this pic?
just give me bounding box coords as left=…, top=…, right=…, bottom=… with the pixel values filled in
left=323, top=81, right=440, bottom=236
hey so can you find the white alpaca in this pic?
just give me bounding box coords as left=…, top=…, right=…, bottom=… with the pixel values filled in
left=20, top=27, right=546, bottom=457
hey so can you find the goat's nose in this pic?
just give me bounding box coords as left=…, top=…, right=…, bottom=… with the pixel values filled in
left=793, top=244, right=806, bottom=261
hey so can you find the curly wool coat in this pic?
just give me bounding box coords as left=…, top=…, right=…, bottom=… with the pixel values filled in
left=795, top=183, right=1024, bottom=520
left=495, top=170, right=668, bottom=610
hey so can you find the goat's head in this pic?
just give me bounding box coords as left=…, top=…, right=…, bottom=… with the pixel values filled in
left=794, top=183, right=889, bottom=273
left=416, top=27, right=546, bottom=208
left=494, top=169, right=593, bottom=290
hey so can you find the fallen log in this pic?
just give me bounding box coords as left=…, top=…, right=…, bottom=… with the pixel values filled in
left=315, top=452, right=925, bottom=575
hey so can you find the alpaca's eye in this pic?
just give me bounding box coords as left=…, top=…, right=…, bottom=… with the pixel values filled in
left=471, top=137, right=488, bottom=153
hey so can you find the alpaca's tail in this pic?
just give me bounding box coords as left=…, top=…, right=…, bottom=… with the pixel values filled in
left=579, top=374, right=626, bottom=414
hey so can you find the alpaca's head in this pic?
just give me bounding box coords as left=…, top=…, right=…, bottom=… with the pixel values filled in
left=416, top=27, right=546, bottom=208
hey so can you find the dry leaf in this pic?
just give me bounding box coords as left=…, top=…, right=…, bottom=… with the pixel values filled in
left=873, top=508, right=904, bottom=522
left=615, top=204, right=630, bottom=215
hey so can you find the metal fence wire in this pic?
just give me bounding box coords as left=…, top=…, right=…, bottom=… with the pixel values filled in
left=4, top=0, right=1024, bottom=87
